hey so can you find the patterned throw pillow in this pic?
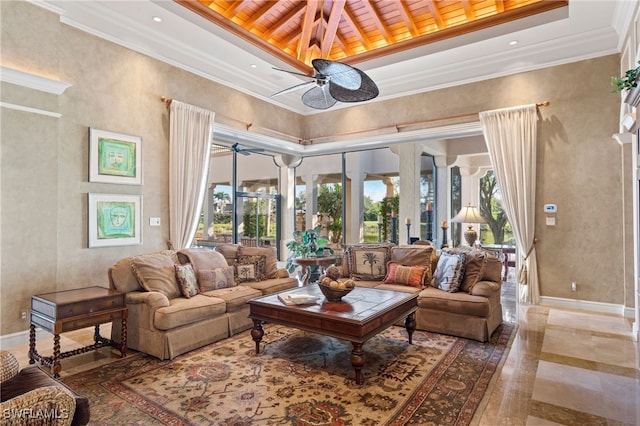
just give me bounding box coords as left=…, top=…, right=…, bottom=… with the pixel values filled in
left=235, top=255, right=266, bottom=283
left=383, top=262, right=428, bottom=288
left=347, top=246, right=390, bottom=281
left=198, top=266, right=236, bottom=292
left=434, top=252, right=467, bottom=292
left=175, top=263, right=199, bottom=298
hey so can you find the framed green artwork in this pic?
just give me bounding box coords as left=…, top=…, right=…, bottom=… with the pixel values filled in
left=89, top=128, right=142, bottom=185
left=88, top=193, right=142, bottom=247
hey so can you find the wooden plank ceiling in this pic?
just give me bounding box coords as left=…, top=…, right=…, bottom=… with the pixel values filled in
left=177, top=0, right=568, bottom=73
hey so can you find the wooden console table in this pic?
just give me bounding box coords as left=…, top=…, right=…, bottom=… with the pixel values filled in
left=29, top=286, right=127, bottom=377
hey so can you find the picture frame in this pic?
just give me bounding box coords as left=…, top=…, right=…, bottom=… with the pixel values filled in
left=89, top=128, right=142, bottom=185
left=88, top=193, right=142, bottom=248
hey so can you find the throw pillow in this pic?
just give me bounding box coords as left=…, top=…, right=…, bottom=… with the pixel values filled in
left=444, top=247, right=488, bottom=293
left=130, top=252, right=181, bottom=299
left=198, top=266, right=236, bottom=292
left=347, top=245, right=390, bottom=281
left=434, top=252, right=467, bottom=292
left=383, top=262, right=428, bottom=288
left=390, top=246, right=433, bottom=285
left=235, top=255, right=266, bottom=283
left=238, top=246, right=278, bottom=279
left=175, top=263, right=199, bottom=298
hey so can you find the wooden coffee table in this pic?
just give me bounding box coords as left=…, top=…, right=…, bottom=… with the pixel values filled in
left=248, top=286, right=417, bottom=384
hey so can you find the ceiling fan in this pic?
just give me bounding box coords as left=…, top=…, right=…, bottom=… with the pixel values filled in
left=272, top=59, right=379, bottom=110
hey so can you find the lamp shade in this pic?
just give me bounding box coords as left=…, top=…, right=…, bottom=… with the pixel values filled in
left=450, top=204, right=486, bottom=246
left=450, top=204, right=487, bottom=224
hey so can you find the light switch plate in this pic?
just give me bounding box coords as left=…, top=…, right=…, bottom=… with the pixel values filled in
left=150, top=217, right=161, bottom=226
left=545, top=216, right=556, bottom=226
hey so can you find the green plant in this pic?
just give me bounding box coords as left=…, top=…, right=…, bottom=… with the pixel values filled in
left=285, top=225, right=329, bottom=273
left=611, top=62, right=640, bottom=93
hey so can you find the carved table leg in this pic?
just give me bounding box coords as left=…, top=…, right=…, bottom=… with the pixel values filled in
left=93, top=325, right=100, bottom=343
left=120, top=317, right=127, bottom=357
left=28, top=324, right=36, bottom=364
left=52, top=334, right=61, bottom=378
left=251, top=320, right=264, bottom=354
left=350, top=342, right=366, bottom=385
left=405, top=313, right=416, bottom=344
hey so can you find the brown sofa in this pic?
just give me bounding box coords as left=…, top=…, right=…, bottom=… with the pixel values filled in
left=339, top=243, right=503, bottom=342
left=109, top=246, right=297, bottom=360
left=0, top=350, right=90, bottom=425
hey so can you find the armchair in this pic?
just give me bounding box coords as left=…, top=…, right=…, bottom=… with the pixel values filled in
left=0, top=350, right=90, bottom=425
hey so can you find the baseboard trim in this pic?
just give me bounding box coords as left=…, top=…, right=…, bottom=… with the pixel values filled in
left=539, top=296, right=632, bottom=317
left=0, top=327, right=47, bottom=350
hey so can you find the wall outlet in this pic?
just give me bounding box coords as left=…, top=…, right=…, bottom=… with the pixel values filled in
left=20, top=311, right=27, bottom=320
left=571, top=282, right=577, bottom=292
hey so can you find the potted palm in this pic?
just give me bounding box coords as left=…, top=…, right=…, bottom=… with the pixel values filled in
left=611, top=62, right=640, bottom=106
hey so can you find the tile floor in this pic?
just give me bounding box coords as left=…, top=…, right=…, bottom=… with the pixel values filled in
left=3, top=281, right=639, bottom=426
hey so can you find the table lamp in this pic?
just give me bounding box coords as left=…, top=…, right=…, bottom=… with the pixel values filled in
left=450, top=204, right=487, bottom=246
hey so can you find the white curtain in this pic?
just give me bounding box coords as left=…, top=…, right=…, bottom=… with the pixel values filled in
left=168, top=100, right=215, bottom=249
left=479, top=104, right=539, bottom=304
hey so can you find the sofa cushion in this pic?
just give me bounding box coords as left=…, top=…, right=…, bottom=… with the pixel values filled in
left=383, top=262, right=427, bottom=288
left=235, top=255, right=266, bottom=283
left=177, top=248, right=228, bottom=272
left=417, top=287, right=491, bottom=317
left=482, top=255, right=503, bottom=282
left=390, top=245, right=433, bottom=285
left=214, top=244, right=241, bottom=266
left=110, top=250, right=177, bottom=294
left=201, top=286, right=262, bottom=312
left=198, top=266, right=236, bottom=292
left=175, top=263, right=199, bottom=298
left=346, top=244, right=391, bottom=281
left=238, top=246, right=278, bottom=279
left=434, top=252, right=466, bottom=293
left=154, top=294, right=226, bottom=330
left=131, top=252, right=181, bottom=299
left=239, top=277, right=298, bottom=294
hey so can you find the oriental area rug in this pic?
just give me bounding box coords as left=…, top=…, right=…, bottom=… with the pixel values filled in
left=61, top=323, right=514, bottom=425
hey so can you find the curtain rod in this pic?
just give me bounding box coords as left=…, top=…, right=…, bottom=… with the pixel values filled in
left=161, top=96, right=549, bottom=145
left=160, top=96, right=302, bottom=142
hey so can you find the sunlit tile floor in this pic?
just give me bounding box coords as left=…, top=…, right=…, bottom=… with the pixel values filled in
left=3, top=281, right=638, bottom=426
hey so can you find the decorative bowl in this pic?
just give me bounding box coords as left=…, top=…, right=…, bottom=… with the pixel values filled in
left=318, top=282, right=353, bottom=302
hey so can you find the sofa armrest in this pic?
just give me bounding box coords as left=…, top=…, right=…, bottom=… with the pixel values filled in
left=125, top=291, right=170, bottom=309
left=470, top=280, right=501, bottom=297
left=0, top=350, right=19, bottom=383
left=0, top=386, right=76, bottom=426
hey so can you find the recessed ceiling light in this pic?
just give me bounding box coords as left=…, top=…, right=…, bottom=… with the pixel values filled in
left=250, top=64, right=257, bottom=68
left=509, top=40, right=518, bottom=46
left=152, top=16, right=162, bottom=23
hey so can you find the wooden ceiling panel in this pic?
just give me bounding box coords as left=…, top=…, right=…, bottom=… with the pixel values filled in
left=177, top=0, right=568, bottom=72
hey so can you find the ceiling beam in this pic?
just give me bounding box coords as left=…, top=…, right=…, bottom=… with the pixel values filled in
left=393, top=0, right=420, bottom=37
left=342, top=5, right=373, bottom=51
left=321, top=0, right=346, bottom=58
left=360, top=0, right=394, bottom=45
left=424, top=0, right=446, bottom=30
left=461, top=0, right=476, bottom=20
left=262, top=2, right=306, bottom=40
left=297, top=0, right=319, bottom=62
left=243, top=1, right=280, bottom=28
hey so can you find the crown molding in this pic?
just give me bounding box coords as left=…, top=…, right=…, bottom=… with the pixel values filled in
left=0, top=66, right=71, bottom=95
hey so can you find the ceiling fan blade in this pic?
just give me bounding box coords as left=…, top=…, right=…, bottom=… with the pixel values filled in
left=312, top=59, right=361, bottom=90
left=271, top=80, right=316, bottom=97
left=328, top=68, right=379, bottom=102
left=272, top=67, right=314, bottom=79
left=301, top=86, right=337, bottom=110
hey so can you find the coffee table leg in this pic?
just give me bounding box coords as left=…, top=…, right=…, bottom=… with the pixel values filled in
left=405, top=313, right=416, bottom=344
left=350, top=342, right=366, bottom=385
left=52, top=333, right=61, bottom=378
left=251, top=320, right=264, bottom=354
left=28, top=324, right=36, bottom=364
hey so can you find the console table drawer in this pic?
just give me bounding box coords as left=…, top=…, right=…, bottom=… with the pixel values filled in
left=60, top=310, right=125, bottom=332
